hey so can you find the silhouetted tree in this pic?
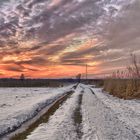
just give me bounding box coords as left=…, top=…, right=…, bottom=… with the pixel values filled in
left=130, top=53, right=140, bottom=78
left=76, top=73, right=81, bottom=83
left=20, top=74, right=25, bottom=80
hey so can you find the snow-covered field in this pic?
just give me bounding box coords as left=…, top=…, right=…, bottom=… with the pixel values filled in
left=0, top=85, right=74, bottom=137
left=26, top=86, right=82, bottom=140
left=0, top=84, right=140, bottom=140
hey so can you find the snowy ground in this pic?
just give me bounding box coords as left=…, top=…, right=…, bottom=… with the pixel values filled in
left=0, top=85, right=74, bottom=137
left=82, top=85, right=140, bottom=140
left=1, top=84, right=140, bottom=140
left=92, top=88, right=140, bottom=139
left=26, top=86, right=82, bottom=140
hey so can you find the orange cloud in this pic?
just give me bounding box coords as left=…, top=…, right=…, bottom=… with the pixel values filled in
left=24, top=65, right=87, bottom=78
left=0, top=64, right=99, bottom=78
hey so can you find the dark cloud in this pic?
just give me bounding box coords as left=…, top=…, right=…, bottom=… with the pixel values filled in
left=38, top=44, right=68, bottom=56
left=0, top=0, right=140, bottom=76
left=16, top=57, right=47, bottom=65
left=4, top=64, right=25, bottom=72
left=61, top=47, right=99, bottom=60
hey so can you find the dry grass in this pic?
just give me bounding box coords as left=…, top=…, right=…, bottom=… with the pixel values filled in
left=103, top=79, right=140, bottom=99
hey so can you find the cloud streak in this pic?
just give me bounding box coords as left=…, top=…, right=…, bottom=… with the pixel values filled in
left=0, top=0, right=139, bottom=78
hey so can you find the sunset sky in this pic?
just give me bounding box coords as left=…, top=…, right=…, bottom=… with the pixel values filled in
left=0, top=0, right=140, bottom=78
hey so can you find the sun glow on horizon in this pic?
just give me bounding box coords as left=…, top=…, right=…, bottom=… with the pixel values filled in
left=0, top=37, right=103, bottom=78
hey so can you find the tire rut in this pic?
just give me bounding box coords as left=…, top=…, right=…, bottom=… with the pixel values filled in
left=6, top=90, right=74, bottom=140
left=73, top=93, right=83, bottom=139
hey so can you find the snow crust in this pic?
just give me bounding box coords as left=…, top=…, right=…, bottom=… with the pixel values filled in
left=0, top=85, right=73, bottom=137
left=1, top=84, right=140, bottom=140
left=26, top=86, right=82, bottom=140
left=91, top=87, right=140, bottom=139
left=81, top=86, right=140, bottom=140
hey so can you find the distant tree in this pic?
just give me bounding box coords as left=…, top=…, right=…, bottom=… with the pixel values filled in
left=76, top=73, right=81, bottom=83
left=20, top=74, right=25, bottom=80
left=116, top=70, right=120, bottom=78
left=112, top=72, right=116, bottom=78
left=130, top=53, right=140, bottom=78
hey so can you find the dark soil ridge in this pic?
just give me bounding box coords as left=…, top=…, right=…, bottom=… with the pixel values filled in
left=2, top=90, right=74, bottom=140
left=73, top=93, right=83, bottom=139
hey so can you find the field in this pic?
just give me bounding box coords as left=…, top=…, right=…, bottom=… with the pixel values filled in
left=0, top=84, right=140, bottom=140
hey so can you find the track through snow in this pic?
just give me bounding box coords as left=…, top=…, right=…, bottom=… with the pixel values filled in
left=82, top=86, right=140, bottom=140
left=1, top=84, right=140, bottom=140
left=24, top=84, right=140, bottom=140
left=26, top=86, right=83, bottom=140
left=90, top=87, right=140, bottom=140
left=0, top=85, right=74, bottom=139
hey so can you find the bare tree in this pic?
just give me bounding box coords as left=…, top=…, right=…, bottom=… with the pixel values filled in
left=130, top=53, right=140, bottom=78
left=76, top=73, right=81, bottom=83
left=110, top=53, right=140, bottom=79
left=20, top=73, right=25, bottom=81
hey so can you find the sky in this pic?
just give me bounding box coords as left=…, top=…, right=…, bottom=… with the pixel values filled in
left=0, top=0, right=140, bottom=78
